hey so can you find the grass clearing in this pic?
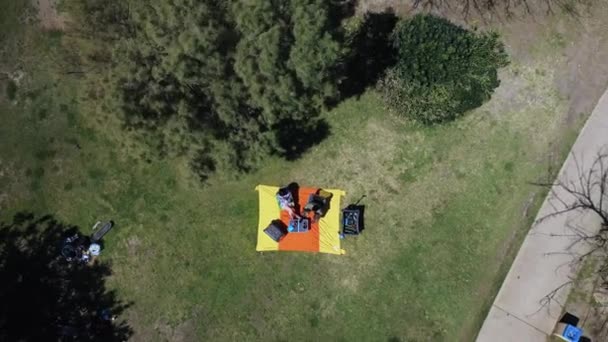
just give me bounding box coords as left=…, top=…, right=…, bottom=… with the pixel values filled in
left=1, top=0, right=608, bottom=340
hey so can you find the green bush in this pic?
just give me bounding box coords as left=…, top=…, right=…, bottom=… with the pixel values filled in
left=379, top=14, right=509, bottom=124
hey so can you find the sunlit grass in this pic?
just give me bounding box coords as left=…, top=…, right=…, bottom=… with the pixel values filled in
left=0, top=1, right=594, bottom=341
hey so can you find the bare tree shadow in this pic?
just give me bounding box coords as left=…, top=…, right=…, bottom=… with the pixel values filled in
left=0, top=212, right=132, bottom=341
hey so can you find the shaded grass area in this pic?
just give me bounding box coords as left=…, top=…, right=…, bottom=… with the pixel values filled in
left=0, top=2, right=596, bottom=342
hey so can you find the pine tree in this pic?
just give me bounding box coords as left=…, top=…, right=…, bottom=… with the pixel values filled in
left=105, top=0, right=343, bottom=180
left=233, top=0, right=341, bottom=124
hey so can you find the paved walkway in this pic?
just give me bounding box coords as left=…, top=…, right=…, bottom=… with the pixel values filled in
left=476, top=89, right=608, bottom=342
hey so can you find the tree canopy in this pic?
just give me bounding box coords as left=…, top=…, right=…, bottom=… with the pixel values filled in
left=233, top=0, right=341, bottom=123
left=107, top=0, right=342, bottom=180
left=85, top=3, right=509, bottom=180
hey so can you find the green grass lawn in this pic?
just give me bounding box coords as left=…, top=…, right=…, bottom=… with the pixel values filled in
left=0, top=1, right=600, bottom=341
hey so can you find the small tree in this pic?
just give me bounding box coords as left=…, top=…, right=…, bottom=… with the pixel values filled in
left=532, top=151, right=608, bottom=316
left=379, top=14, right=508, bottom=124
left=535, top=151, right=608, bottom=250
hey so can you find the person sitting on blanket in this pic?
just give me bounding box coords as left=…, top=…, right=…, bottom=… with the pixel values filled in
left=276, top=185, right=300, bottom=218
left=304, top=189, right=332, bottom=222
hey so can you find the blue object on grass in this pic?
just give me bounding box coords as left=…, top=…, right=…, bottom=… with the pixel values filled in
left=562, top=324, right=583, bottom=342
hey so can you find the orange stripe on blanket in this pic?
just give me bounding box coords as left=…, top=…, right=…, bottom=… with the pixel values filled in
left=278, top=187, right=320, bottom=252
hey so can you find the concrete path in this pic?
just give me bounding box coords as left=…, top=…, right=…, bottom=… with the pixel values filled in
left=476, top=89, right=608, bottom=342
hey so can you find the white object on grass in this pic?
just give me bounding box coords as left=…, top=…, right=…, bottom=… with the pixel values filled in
left=89, top=243, right=101, bottom=256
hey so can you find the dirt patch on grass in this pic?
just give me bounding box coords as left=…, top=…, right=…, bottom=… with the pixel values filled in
left=555, top=9, right=608, bottom=124
left=125, top=236, right=141, bottom=257
left=34, top=0, right=67, bottom=30
left=128, top=317, right=198, bottom=342
left=358, top=0, right=579, bottom=21
left=162, top=319, right=198, bottom=342
left=358, top=0, right=608, bottom=125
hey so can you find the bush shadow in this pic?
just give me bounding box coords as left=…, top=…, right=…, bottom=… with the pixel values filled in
left=0, top=212, right=132, bottom=341
left=340, top=10, right=399, bottom=100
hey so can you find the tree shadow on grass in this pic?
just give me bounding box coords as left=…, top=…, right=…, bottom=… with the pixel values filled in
left=328, top=0, right=358, bottom=29
left=0, top=212, right=132, bottom=341
left=273, top=118, right=331, bottom=161
left=340, top=10, right=399, bottom=100
left=280, top=10, right=397, bottom=159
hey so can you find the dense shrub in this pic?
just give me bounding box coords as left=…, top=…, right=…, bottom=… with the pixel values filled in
left=379, top=14, right=509, bottom=124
